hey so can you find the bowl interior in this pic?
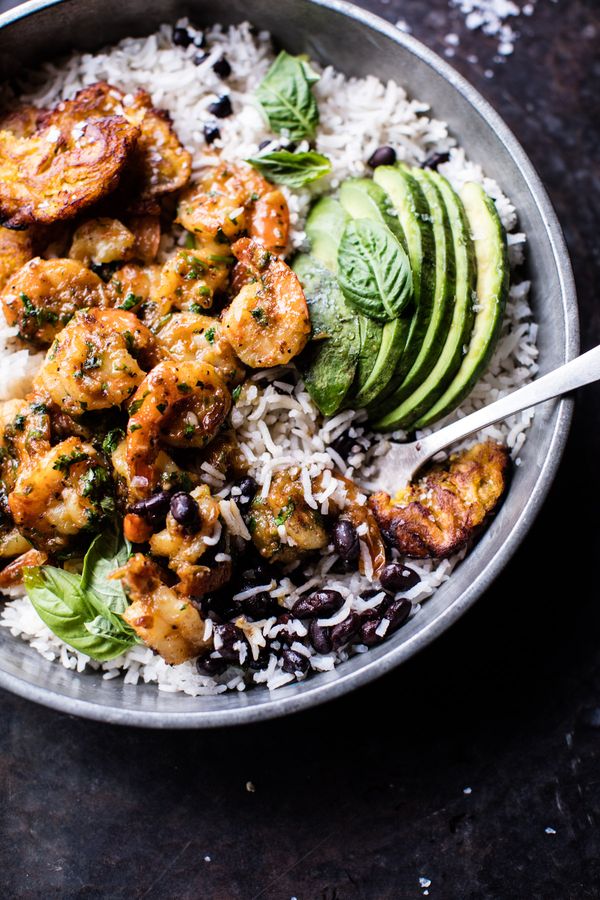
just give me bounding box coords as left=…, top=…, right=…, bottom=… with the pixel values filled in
left=0, top=0, right=578, bottom=726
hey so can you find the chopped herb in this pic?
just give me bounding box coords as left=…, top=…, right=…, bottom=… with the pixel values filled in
left=53, top=449, right=89, bottom=472
left=111, top=278, right=123, bottom=296
left=251, top=307, right=269, bottom=326
left=117, top=292, right=141, bottom=311
left=275, top=500, right=295, bottom=526
left=129, top=391, right=149, bottom=415
left=102, top=428, right=125, bottom=455
left=156, top=402, right=167, bottom=414
left=184, top=423, right=195, bottom=438
left=198, top=285, right=211, bottom=297
left=81, top=464, right=111, bottom=499
left=19, top=291, right=58, bottom=326
left=129, top=423, right=142, bottom=433
left=123, top=331, right=135, bottom=352
left=189, top=303, right=203, bottom=314
left=232, top=385, right=242, bottom=402
left=205, top=327, right=216, bottom=344
left=209, top=254, right=234, bottom=264
left=183, top=232, right=196, bottom=249
left=13, top=414, right=26, bottom=431
left=177, top=382, right=192, bottom=394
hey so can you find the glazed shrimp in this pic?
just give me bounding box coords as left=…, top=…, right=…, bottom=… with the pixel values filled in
left=34, top=308, right=161, bottom=416
left=221, top=237, right=310, bottom=368
left=125, top=359, right=231, bottom=499
left=177, top=161, right=289, bottom=254
left=156, top=312, right=245, bottom=386
left=8, top=436, right=114, bottom=554
left=1, top=257, right=113, bottom=347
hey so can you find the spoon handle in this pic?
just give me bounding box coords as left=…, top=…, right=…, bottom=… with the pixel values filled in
left=420, top=343, right=599, bottom=460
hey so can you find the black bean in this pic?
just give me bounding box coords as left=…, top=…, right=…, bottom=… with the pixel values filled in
left=291, top=589, right=345, bottom=620
left=172, top=26, right=192, bottom=47
left=331, top=613, right=360, bottom=650
left=241, top=592, right=279, bottom=621
left=170, top=492, right=200, bottom=529
left=205, top=592, right=236, bottom=622
left=379, top=562, right=421, bottom=594
left=196, top=654, right=227, bottom=676
left=359, top=613, right=384, bottom=647
left=129, top=490, right=171, bottom=526
left=212, top=55, right=232, bottom=78
left=214, top=623, right=246, bottom=661
left=384, top=597, right=412, bottom=632
left=248, top=646, right=272, bottom=671
left=281, top=648, right=310, bottom=675
left=367, top=145, right=397, bottom=168
left=203, top=123, right=221, bottom=145
left=308, top=620, right=332, bottom=654
left=235, top=475, right=258, bottom=512
left=333, top=519, right=360, bottom=564
left=193, top=51, right=209, bottom=66
left=208, top=95, right=233, bottom=118
left=421, top=150, right=450, bottom=171
left=359, top=589, right=381, bottom=602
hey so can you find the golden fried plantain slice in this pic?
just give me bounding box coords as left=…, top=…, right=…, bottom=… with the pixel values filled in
left=0, top=116, right=139, bottom=227
left=369, top=441, right=510, bottom=558
left=44, top=82, right=191, bottom=200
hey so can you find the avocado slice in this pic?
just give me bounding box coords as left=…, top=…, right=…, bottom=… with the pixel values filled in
left=413, top=181, right=509, bottom=429
left=293, top=253, right=360, bottom=415
left=368, top=165, right=435, bottom=404
left=338, top=178, right=411, bottom=407
left=305, top=196, right=349, bottom=272
left=369, top=164, right=446, bottom=414
left=374, top=171, right=477, bottom=431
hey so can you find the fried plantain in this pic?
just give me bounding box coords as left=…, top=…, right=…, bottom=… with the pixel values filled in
left=44, top=82, right=191, bottom=201
left=369, top=440, right=510, bottom=558
left=0, top=116, right=139, bottom=227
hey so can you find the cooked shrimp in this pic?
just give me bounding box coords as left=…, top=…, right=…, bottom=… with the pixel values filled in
left=109, top=262, right=162, bottom=314
left=149, top=484, right=221, bottom=584
left=68, top=217, right=136, bottom=266
left=125, top=360, right=231, bottom=499
left=157, top=312, right=244, bottom=386
left=0, top=226, right=33, bottom=290
left=249, top=469, right=328, bottom=563
left=33, top=308, right=157, bottom=416
left=117, top=552, right=210, bottom=665
left=177, top=161, right=289, bottom=254
left=157, top=246, right=231, bottom=312
left=1, top=257, right=112, bottom=347
left=221, top=238, right=310, bottom=368
left=0, top=397, right=52, bottom=492
left=8, top=437, right=114, bottom=553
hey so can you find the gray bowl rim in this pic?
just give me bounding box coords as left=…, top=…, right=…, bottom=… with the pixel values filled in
left=0, top=0, right=579, bottom=728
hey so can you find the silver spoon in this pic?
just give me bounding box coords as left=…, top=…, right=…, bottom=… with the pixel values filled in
left=367, top=344, right=600, bottom=495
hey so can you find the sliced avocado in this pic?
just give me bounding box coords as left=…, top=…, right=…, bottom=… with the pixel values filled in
left=338, top=178, right=410, bottom=407
left=413, top=181, right=509, bottom=429
left=369, top=165, right=435, bottom=404
left=374, top=171, right=477, bottom=431
left=338, top=178, right=408, bottom=250
left=293, top=253, right=360, bottom=415
left=305, top=196, right=349, bottom=272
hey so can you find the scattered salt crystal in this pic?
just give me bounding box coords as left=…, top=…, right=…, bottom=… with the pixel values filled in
left=545, top=826, right=556, bottom=835
left=419, top=877, right=432, bottom=889
left=445, top=32, right=460, bottom=45
left=246, top=781, right=256, bottom=793
left=204, top=856, right=211, bottom=862
left=450, top=0, right=532, bottom=57
left=463, top=786, right=472, bottom=794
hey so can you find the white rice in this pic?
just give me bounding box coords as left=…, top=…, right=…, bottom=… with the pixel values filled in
left=0, top=19, right=536, bottom=695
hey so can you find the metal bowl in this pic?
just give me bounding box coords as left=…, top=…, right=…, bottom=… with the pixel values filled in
left=0, top=0, right=578, bottom=727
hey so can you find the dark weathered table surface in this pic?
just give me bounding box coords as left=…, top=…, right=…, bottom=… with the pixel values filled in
left=1, top=1, right=599, bottom=898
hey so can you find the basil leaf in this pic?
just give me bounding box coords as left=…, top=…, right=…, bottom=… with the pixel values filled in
left=255, top=51, right=320, bottom=139
left=246, top=150, right=331, bottom=188
left=23, top=527, right=137, bottom=661
left=81, top=525, right=131, bottom=615
left=337, top=218, right=413, bottom=321
left=24, top=566, right=130, bottom=661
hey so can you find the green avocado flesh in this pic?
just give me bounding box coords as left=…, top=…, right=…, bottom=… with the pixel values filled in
left=293, top=253, right=360, bottom=415
left=368, top=165, right=435, bottom=405
left=369, top=166, right=454, bottom=417
left=413, top=180, right=509, bottom=429
left=375, top=171, right=477, bottom=431
left=338, top=178, right=410, bottom=407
